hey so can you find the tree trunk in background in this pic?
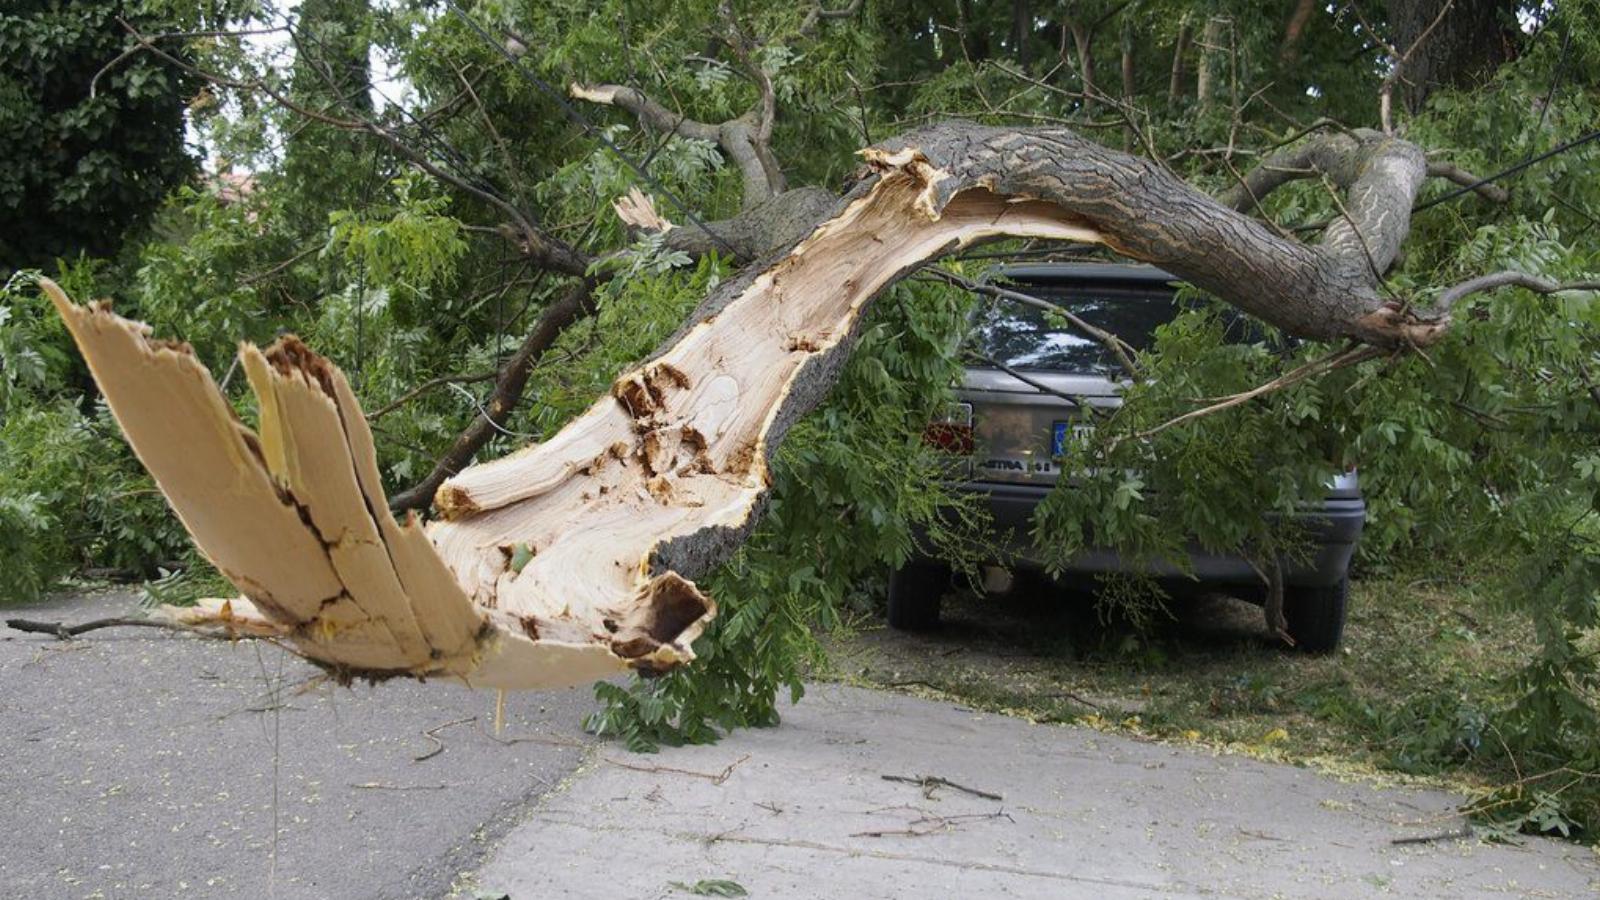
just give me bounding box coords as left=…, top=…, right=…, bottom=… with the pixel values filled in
left=957, top=0, right=990, bottom=61
left=1121, top=20, right=1136, bottom=150
left=1168, top=13, right=1190, bottom=102
left=1067, top=19, right=1095, bottom=112
left=1279, top=0, right=1317, bottom=66
left=1011, top=0, right=1032, bottom=68
left=1196, top=16, right=1225, bottom=110
left=1382, top=0, right=1520, bottom=112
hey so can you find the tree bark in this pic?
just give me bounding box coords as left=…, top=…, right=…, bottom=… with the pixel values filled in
left=45, top=121, right=1445, bottom=691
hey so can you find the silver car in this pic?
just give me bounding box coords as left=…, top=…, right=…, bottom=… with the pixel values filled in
left=891, top=263, right=1365, bottom=651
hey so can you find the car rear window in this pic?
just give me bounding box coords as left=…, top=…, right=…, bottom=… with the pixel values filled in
left=967, top=282, right=1179, bottom=376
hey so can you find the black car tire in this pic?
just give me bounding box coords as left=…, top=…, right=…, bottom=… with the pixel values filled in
left=887, top=562, right=950, bottom=631
left=1282, top=575, right=1349, bottom=653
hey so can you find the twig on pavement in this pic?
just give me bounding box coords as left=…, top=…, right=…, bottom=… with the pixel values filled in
left=882, top=774, right=1004, bottom=801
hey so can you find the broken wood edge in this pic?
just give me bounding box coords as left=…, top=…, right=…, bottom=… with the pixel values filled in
left=39, top=279, right=654, bottom=690
left=42, top=132, right=1110, bottom=693
left=420, top=149, right=1103, bottom=678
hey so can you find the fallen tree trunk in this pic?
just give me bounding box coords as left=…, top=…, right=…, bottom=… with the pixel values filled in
left=46, top=121, right=1450, bottom=690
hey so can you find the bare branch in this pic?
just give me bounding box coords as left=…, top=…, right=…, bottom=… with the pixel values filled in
left=389, top=279, right=598, bottom=512
left=1431, top=272, right=1600, bottom=315
left=923, top=268, right=1141, bottom=381
left=1425, top=161, right=1510, bottom=203
left=570, top=80, right=779, bottom=209
left=240, top=244, right=322, bottom=286
left=1124, top=344, right=1382, bottom=445
left=964, top=351, right=1095, bottom=409
left=567, top=83, right=720, bottom=143
left=365, top=371, right=498, bottom=421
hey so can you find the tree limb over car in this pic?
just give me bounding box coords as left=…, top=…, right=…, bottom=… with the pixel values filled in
left=44, top=121, right=1592, bottom=689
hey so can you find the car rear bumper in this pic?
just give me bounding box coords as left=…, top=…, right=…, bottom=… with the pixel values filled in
left=923, top=481, right=1365, bottom=589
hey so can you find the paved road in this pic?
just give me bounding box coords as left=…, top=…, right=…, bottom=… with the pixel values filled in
left=478, top=685, right=1600, bottom=899
left=1, top=591, right=597, bottom=899
left=7, top=592, right=1599, bottom=899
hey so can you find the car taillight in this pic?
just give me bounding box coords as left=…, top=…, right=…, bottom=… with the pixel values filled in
left=923, top=402, right=974, bottom=454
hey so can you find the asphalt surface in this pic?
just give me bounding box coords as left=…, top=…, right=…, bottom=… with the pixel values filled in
left=1, top=590, right=597, bottom=899
left=7, top=591, right=1599, bottom=899
left=478, top=684, right=1600, bottom=899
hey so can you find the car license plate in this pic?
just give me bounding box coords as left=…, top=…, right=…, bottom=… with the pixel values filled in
left=1052, top=422, right=1093, bottom=456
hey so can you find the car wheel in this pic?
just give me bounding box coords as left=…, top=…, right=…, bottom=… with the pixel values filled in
left=1282, top=576, right=1349, bottom=653
left=887, top=562, right=950, bottom=631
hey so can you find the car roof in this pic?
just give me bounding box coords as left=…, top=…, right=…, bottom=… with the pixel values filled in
left=991, top=262, right=1178, bottom=287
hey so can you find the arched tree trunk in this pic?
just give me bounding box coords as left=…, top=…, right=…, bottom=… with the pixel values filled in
left=45, top=121, right=1456, bottom=690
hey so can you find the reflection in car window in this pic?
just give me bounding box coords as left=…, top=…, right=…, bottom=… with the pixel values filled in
left=968, top=283, right=1178, bottom=376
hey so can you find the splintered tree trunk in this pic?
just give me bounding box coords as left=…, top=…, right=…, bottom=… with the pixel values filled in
left=48, top=122, right=1430, bottom=691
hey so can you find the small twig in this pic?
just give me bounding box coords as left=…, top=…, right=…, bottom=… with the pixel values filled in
left=602, top=754, right=750, bottom=785
left=965, top=350, right=1097, bottom=410
left=882, top=774, right=1004, bottom=801
left=240, top=244, right=322, bottom=286
left=475, top=720, right=587, bottom=750
left=365, top=370, right=498, bottom=420
left=1049, top=690, right=1105, bottom=710
left=1120, top=344, right=1380, bottom=446
left=351, top=781, right=455, bottom=791
left=1391, top=824, right=1473, bottom=845
left=924, top=268, right=1140, bottom=381
left=853, top=809, right=1013, bottom=838
left=6, top=616, right=184, bottom=639
left=414, top=715, right=477, bottom=762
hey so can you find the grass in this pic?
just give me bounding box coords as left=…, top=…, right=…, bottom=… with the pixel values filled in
left=820, top=569, right=1557, bottom=820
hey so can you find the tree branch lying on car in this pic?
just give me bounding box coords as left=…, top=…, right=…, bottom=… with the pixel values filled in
left=43, top=118, right=1591, bottom=690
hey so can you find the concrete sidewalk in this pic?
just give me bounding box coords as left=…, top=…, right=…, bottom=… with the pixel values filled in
left=476, top=684, right=1599, bottom=899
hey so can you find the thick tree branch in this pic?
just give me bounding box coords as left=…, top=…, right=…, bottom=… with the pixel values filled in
left=571, top=82, right=779, bottom=209
left=1279, top=0, right=1318, bottom=66
left=618, top=186, right=838, bottom=263
left=47, top=120, right=1508, bottom=691
left=799, top=0, right=863, bottom=32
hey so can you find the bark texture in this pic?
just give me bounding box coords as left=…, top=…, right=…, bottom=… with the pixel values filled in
left=49, top=121, right=1441, bottom=690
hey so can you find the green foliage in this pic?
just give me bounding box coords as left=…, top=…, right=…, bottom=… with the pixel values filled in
left=0, top=1, right=208, bottom=268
